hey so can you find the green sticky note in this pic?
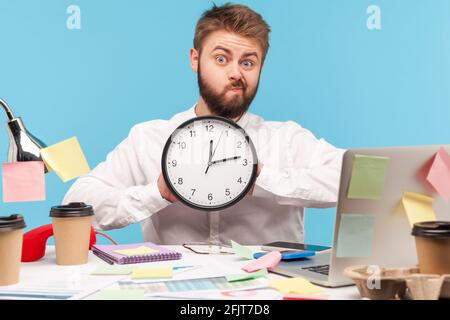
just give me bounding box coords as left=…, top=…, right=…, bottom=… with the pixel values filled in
left=226, top=268, right=268, bottom=282
left=336, top=214, right=375, bottom=258
left=231, top=240, right=254, bottom=260
left=95, top=289, right=146, bottom=300
left=90, top=266, right=133, bottom=275
left=347, top=154, right=389, bottom=199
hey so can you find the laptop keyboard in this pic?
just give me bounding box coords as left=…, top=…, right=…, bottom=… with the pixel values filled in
left=301, top=264, right=330, bottom=276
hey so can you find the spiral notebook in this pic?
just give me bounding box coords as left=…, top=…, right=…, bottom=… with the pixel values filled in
left=91, top=242, right=182, bottom=265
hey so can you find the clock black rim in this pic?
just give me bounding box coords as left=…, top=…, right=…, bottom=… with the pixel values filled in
left=161, top=115, right=258, bottom=212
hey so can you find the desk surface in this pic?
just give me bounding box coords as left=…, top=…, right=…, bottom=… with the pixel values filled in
left=2, top=246, right=360, bottom=300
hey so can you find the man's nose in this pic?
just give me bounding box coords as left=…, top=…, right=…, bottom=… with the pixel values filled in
left=227, top=62, right=243, bottom=82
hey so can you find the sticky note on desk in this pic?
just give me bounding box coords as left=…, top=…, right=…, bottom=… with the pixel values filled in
left=231, top=240, right=254, bottom=260
left=2, top=161, right=46, bottom=202
left=347, top=154, right=389, bottom=199
left=131, top=267, right=173, bottom=279
left=426, top=147, right=450, bottom=203
left=271, top=277, right=323, bottom=295
left=40, top=137, right=90, bottom=182
left=402, top=192, right=436, bottom=227
left=114, top=246, right=159, bottom=257
left=95, top=289, right=145, bottom=300
left=91, top=265, right=133, bottom=275
left=336, top=213, right=375, bottom=258
left=226, top=268, right=268, bottom=282
left=242, top=251, right=281, bottom=272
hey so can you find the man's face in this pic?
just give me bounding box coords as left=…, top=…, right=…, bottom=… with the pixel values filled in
left=192, top=30, right=263, bottom=119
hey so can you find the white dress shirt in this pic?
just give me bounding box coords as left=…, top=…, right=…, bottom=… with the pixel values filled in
left=63, top=105, right=345, bottom=245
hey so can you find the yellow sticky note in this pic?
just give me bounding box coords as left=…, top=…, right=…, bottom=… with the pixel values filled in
left=40, top=137, right=90, bottom=182
left=271, top=277, right=323, bottom=295
left=114, top=246, right=159, bottom=257
left=402, top=192, right=436, bottom=227
left=131, top=267, right=173, bottom=279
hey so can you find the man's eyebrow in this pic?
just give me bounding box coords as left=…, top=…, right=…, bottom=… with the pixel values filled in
left=211, top=46, right=259, bottom=60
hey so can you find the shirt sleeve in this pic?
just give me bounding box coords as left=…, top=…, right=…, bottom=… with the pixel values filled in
left=252, top=121, right=345, bottom=208
left=62, top=124, right=171, bottom=230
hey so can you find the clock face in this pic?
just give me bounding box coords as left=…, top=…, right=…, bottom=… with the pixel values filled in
left=161, top=115, right=258, bottom=211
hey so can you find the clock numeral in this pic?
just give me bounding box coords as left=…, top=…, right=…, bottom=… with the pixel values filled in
left=177, top=142, right=186, bottom=149
left=237, top=177, right=242, bottom=184
left=208, top=193, right=213, bottom=201
left=205, top=124, right=214, bottom=132
left=242, top=159, right=248, bottom=166
left=189, top=130, right=196, bottom=137
left=171, top=160, right=177, bottom=167
left=191, top=189, right=196, bottom=196
left=237, top=141, right=242, bottom=148
left=178, top=177, right=183, bottom=185
left=225, top=188, right=231, bottom=196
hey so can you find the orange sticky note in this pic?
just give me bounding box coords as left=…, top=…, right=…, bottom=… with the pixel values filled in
left=2, top=161, right=46, bottom=202
left=427, top=147, right=450, bottom=203
left=242, top=251, right=281, bottom=273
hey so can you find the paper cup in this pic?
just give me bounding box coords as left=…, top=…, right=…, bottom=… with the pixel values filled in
left=0, top=215, right=26, bottom=286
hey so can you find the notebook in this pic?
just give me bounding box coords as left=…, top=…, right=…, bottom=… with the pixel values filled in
left=91, top=242, right=182, bottom=265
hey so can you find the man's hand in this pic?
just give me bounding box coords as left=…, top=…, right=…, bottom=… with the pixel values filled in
left=247, top=162, right=263, bottom=196
left=157, top=173, right=178, bottom=203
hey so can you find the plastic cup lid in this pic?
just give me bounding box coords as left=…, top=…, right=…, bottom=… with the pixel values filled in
left=50, top=202, right=94, bottom=218
left=0, top=214, right=26, bottom=232
left=411, top=221, right=450, bottom=238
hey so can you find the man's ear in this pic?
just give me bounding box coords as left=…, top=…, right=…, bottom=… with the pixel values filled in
left=190, top=48, right=199, bottom=73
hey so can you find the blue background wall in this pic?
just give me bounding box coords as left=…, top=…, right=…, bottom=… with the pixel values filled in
left=0, top=0, right=449, bottom=245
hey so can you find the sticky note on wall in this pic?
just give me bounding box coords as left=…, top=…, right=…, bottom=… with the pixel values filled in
left=40, top=137, right=90, bottom=182
left=2, top=161, right=46, bottom=202
left=426, top=147, right=450, bottom=203
left=401, top=192, right=436, bottom=227
left=336, top=213, right=376, bottom=258
left=347, top=154, right=389, bottom=199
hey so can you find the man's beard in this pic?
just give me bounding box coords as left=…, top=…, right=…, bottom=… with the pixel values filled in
left=197, top=63, right=260, bottom=119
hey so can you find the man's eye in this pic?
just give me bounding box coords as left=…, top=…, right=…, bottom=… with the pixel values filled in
left=216, top=55, right=227, bottom=64
left=241, top=60, right=254, bottom=68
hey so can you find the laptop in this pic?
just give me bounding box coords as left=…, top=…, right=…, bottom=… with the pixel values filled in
left=270, top=144, right=450, bottom=287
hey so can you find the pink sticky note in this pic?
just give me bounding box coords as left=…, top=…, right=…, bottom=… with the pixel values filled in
left=2, top=161, right=46, bottom=202
left=426, top=147, right=450, bottom=203
left=242, top=251, right=282, bottom=273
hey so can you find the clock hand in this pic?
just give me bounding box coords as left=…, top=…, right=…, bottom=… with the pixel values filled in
left=210, top=156, right=241, bottom=165
left=210, top=130, right=224, bottom=160
left=204, top=140, right=213, bottom=174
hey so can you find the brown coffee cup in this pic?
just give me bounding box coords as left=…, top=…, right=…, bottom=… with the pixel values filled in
left=412, top=221, right=450, bottom=275
left=0, top=214, right=26, bottom=286
left=50, top=202, right=94, bottom=265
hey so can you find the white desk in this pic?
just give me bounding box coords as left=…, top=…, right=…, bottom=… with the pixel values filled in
left=0, top=246, right=360, bottom=300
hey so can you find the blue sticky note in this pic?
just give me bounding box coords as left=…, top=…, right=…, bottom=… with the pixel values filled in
left=336, top=213, right=375, bottom=258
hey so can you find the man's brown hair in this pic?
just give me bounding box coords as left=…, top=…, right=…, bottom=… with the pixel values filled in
left=194, top=3, right=271, bottom=61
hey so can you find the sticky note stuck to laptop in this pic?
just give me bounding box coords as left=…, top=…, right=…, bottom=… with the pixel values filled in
left=271, top=277, right=323, bottom=295
left=231, top=240, right=254, bottom=260
left=426, top=147, right=450, bottom=203
left=40, top=137, right=90, bottom=183
left=130, top=267, right=173, bottom=279
left=336, top=213, right=375, bottom=258
left=401, top=192, right=436, bottom=227
left=2, top=161, right=46, bottom=202
left=347, top=154, right=389, bottom=199
left=114, top=246, right=159, bottom=257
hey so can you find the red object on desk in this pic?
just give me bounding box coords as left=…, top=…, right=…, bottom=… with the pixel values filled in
left=21, top=224, right=97, bottom=262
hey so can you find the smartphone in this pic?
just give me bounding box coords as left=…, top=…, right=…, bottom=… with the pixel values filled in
left=261, top=241, right=331, bottom=253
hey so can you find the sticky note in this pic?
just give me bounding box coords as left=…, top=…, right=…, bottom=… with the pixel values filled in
left=40, top=137, right=90, bottom=182
left=242, top=251, right=282, bottom=272
left=130, top=267, right=173, bottom=279
left=426, top=147, right=450, bottom=203
left=402, top=192, right=436, bottom=227
left=347, top=154, right=389, bottom=199
left=231, top=240, right=254, bottom=260
left=114, top=246, right=159, bottom=257
left=271, top=277, right=323, bottom=295
left=2, top=161, right=46, bottom=202
left=226, top=268, right=268, bottom=282
left=95, top=289, right=145, bottom=300
left=336, top=213, right=375, bottom=258
left=90, top=266, right=133, bottom=275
